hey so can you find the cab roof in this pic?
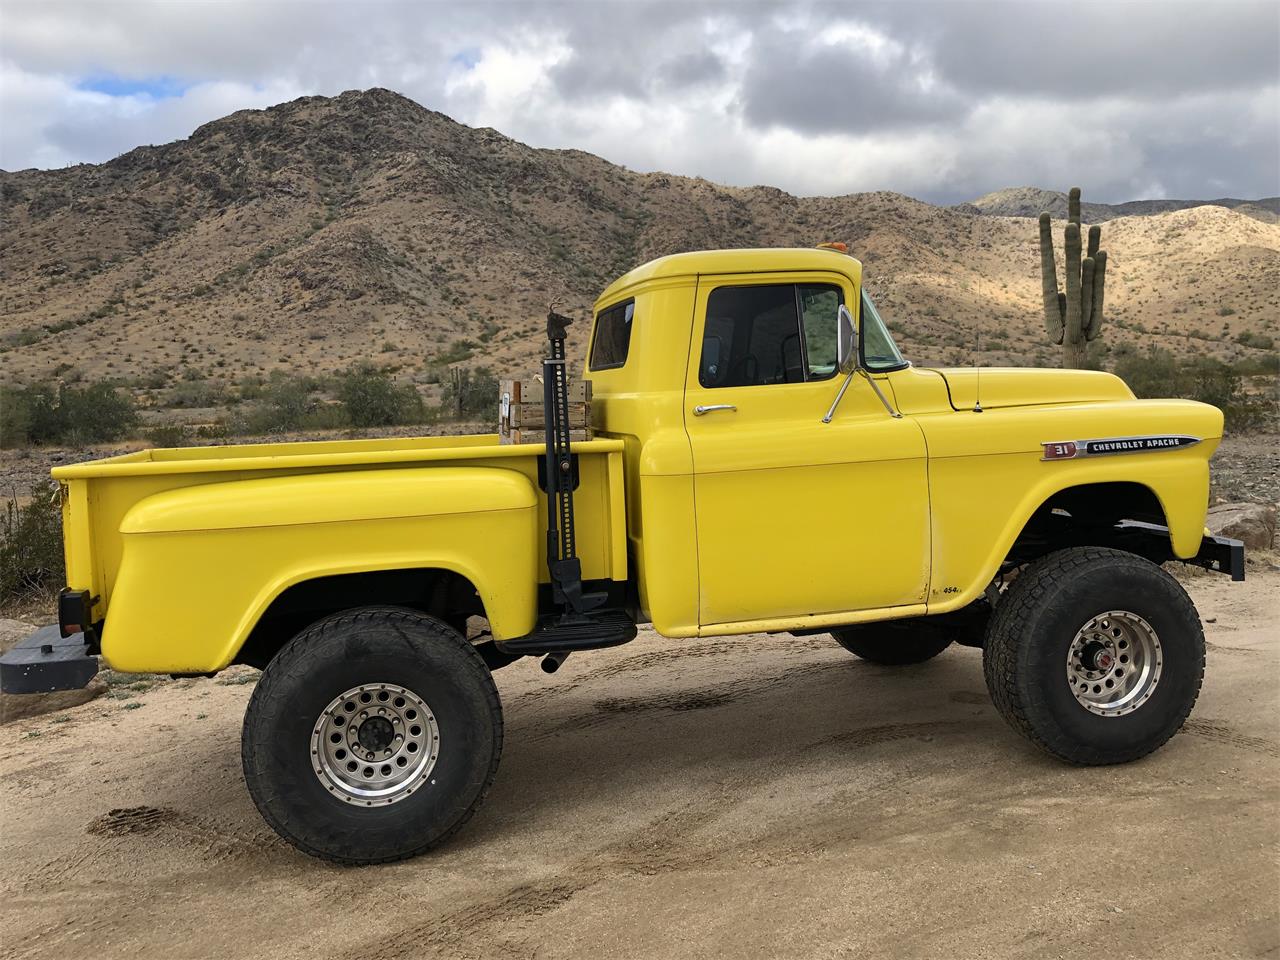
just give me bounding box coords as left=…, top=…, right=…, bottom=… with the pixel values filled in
left=594, top=247, right=863, bottom=308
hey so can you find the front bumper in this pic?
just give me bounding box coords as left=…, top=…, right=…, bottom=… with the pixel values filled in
left=1116, top=520, right=1245, bottom=581
left=1, top=624, right=99, bottom=694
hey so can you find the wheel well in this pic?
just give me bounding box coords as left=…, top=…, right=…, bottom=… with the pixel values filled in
left=234, top=568, right=486, bottom=669
left=1005, top=482, right=1170, bottom=569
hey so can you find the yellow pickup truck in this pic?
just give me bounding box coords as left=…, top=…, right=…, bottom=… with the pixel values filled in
left=3, top=247, right=1244, bottom=865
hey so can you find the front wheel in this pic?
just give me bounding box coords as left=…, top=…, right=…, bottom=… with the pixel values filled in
left=242, top=606, right=503, bottom=864
left=983, top=547, right=1205, bottom=765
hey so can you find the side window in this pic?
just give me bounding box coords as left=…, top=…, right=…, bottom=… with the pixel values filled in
left=699, top=283, right=842, bottom=388
left=589, top=300, right=635, bottom=371
left=798, top=284, right=840, bottom=381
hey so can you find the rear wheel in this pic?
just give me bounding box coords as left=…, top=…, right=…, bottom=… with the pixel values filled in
left=983, top=547, right=1204, bottom=765
left=831, top=620, right=953, bottom=665
left=242, top=606, right=503, bottom=865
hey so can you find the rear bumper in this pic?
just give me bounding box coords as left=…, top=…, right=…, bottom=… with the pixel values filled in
left=0, top=624, right=99, bottom=694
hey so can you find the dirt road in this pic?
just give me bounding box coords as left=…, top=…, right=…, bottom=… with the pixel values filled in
left=2, top=571, right=1277, bottom=960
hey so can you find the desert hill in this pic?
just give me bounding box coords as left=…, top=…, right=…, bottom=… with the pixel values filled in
left=2, top=88, right=1278, bottom=391
left=967, top=187, right=1280, bottom=223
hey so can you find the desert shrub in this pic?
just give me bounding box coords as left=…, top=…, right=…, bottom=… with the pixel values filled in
left=436, top=339, right=476, bottom=364
left=337, top=365, right=425, bottom=427
left=237, top=375, right=266, bottom=401
left=299, top=404, right=351, bottom=431
left=165, top=379, right=226, bottom=408
left=0, top=382, right=138, bottom=448
left=0, top=387, right=34, bottom=448
left=440, top=366, right=498, bottom=420
left=1, top=483, right=65, bottom=603
left=244, top=377, right=318, bottom=433
left=143, top=423, right=190, bottom=448
left=1113, top=347, right=1272, bottom=432
left=1235, top=353, right=1280, bottom=377
left=1236, top=331, right=1274, bottom=350
left=56, top=383, right=139, bottom=446
left=195, top=420, right=230, bottom=440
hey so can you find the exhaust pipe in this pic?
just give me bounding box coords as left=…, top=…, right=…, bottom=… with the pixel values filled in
left=541, top=651, right=571, bottom=674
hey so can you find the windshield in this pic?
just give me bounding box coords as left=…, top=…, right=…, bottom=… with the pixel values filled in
left=860, top=291, right=908, bottom=371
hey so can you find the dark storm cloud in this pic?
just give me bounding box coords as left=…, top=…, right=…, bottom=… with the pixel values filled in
left=855, top=1, right=1280, bottom=100
left=543, top=1, right=734, bottom=101
left=740, top=27, right=964, bottom=133
left=661, top=50, right=727, bottom=91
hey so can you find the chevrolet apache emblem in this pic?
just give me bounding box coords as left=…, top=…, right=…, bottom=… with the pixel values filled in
left=1041, top=435, right=1201, bottom=460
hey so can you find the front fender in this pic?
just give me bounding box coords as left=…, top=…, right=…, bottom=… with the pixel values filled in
left=103, top=467, right=539, bottom=673
left=926, top=446, right=1215, bottom=614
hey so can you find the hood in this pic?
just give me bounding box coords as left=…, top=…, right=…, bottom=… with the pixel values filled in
left=926, top=367, right=1134, bottom=412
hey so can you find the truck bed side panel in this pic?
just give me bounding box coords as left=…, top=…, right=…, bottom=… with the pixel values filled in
left=52, top=438, right=628, bottom=640
left=104, top=467, right=541, bottom=672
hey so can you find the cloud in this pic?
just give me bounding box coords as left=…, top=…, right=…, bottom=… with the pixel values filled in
left=1, top=0, right=1277, bottom=203
left=0, top=63, right=304, bottom=169
left=740, top=17, right=964, bottom=134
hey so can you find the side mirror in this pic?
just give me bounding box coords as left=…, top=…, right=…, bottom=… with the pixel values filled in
left=837, top=304, right=859, bottom=374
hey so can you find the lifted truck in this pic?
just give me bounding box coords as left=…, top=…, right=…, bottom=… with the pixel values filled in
left=3, top=247, right=1244, bottom=864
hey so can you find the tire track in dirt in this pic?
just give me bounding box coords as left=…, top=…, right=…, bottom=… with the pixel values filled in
left=587, top=635, right=832, bottom=680
left=4, top=910, right=126, bottom=960
left=346, top=778, right=755, bottom=960
left=349, top=713, right=987, bottom=958
left=506, top=634, right=841, bottom=712
left=1204, top=639, right=1266, bottom=656
left=1183, top=718, right=1280, bottom=758
left=14, top=804, right=284, bottom=895
left=522, top=661, right=840, bottom=743
left=804, top=720, right=974, bottom=752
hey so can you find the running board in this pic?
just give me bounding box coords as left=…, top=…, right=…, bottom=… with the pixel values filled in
left=496, top=608, right=637, bottom=655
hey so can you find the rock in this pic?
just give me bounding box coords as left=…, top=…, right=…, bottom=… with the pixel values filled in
left=1, top=676, right=108, bottom=725
left=1206, top=502, right=1277, bottom=551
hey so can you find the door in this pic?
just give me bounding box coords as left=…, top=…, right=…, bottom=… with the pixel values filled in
left=684, top=272, right=930, bottom=627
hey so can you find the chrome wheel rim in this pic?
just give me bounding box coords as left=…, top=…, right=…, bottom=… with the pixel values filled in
left=311, top=683, right=440, bottom=805
left=1066, top=610, right=1162, bottom=717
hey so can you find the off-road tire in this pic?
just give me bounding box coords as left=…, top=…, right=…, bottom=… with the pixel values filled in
left=983, top=547, right=1204, bottom=765
left=242, top=606, right=503, bottom=865
left=831, top=621, right=953, bottom=665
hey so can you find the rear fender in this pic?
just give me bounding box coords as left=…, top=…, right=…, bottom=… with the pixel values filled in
left=103, top=467, right=539, bottom=673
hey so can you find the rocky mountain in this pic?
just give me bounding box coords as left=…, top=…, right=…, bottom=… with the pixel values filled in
left=1, top=88, right=1278, bottom=391
left=967, top=186, right=1280, bottom=223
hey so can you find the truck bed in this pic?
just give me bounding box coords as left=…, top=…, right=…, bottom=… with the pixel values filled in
left=53, top=433, right=628, bottom=631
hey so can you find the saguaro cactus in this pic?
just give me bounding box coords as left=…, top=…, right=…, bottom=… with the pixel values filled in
left=1039, top=187, right=1107, bottom=368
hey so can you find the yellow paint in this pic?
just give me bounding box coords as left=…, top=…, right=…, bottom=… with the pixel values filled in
left=679, top=271, right=929, bottom=627
left=54, top=438, right=628, bottom=672
left=52, top=247, right=1225, bottom=674
left=106, top=468, right=540, bottom=672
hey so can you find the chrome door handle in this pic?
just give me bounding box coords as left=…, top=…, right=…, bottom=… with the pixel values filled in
left=693, top=404, right=737, bottom=416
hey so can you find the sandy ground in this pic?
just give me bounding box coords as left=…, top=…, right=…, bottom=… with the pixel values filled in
left=1, top=570, right=1277, bottom=960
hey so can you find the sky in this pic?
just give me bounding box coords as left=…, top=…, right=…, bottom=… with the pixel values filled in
left=1, top=0, right=1278, bottom=204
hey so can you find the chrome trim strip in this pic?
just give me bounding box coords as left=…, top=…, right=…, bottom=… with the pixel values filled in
left=1041, top=434, right=1201, bottom=461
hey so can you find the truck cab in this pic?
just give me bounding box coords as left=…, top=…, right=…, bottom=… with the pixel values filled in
left=587, top=247, right=1223, bottom=637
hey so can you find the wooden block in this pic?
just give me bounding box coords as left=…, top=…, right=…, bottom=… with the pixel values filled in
left=500, top=377, right=594, bottom=443
left=509, top=402, right=588, bottom=429
left=500, top=378, right=591, bottom=406
left=500, top=427, right=592, bottom=445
